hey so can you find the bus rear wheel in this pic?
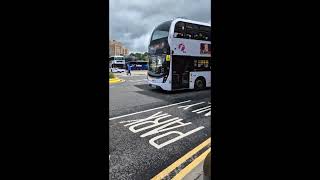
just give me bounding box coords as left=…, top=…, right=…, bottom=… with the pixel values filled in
left=195, top=78, right=206, bottom=90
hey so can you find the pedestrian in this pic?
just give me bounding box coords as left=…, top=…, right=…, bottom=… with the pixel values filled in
left=127, top=64, right=131, bottom=76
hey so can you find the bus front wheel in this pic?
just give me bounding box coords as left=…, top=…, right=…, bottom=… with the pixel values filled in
left=195, top=78, right=206, bottom=90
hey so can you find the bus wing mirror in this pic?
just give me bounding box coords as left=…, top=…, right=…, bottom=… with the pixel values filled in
left=172, top=50, right=174, bottom=55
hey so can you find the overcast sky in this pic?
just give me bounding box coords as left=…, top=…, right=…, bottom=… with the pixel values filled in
left=110, top=0, right=211, bottom=53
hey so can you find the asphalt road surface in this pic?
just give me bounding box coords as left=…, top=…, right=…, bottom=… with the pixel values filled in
left=109, top=71, right=212, bottom=180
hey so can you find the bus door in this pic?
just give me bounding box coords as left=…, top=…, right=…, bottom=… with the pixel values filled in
left=172, top=56, right=191, bottom=89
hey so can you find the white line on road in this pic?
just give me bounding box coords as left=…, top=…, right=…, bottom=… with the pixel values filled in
left=196, top=107, right=211, bottom=114
left=192, top=105, right=211, bottom=113
left=128, top=80, right=145, bottom=82
left=119, top=74, right=146, bottom=77
left=109, top=100, right=191, bottom=121
left=178, top=102, right=205, bottom=110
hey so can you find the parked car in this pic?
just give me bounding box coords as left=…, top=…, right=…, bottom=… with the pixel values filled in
left=111, top=68, right=125, bottom=73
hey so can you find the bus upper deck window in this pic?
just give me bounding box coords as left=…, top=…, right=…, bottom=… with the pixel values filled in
left=185, top=23, right=197, bottom=39
left=199, top=33, right=203, bottom=38
left=174, top=32, right=184, bottom=38
left=186, top=33, right=192, bottom=39
left=194, top=33, right=199, bottom=40
left=175, top=22, right=185, bottom=32
left=174, top=22, right=186, bottom=38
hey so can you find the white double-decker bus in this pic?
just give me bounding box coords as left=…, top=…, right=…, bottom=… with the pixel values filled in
left=109, top=55, right=126, bottom=72
left=147, top=18, right=212, bottom=91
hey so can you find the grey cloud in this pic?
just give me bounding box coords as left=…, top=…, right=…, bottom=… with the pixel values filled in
left=110, top=0, right=211, bottom=53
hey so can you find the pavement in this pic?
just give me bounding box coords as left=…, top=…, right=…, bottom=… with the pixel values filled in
left=109, top=70, right=212, bottom=180
left=115, top=70, right=148, bottom=77
left=182, top=151, right=211, bottom=180
left=109, top=70, right=147, bottom=85
left=183, top=160, right=205, bottom=180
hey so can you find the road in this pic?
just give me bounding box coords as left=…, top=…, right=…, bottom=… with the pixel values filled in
left=109, top=71, right=212, bottom=180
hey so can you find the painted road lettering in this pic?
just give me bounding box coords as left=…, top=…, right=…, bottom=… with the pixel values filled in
left=149, top=127, right=204, bottom=149
left=204, top=111, right=211, bottom=116
left=140, top=118, right=192, bottom=137
left=178, top=102, right=205, bottom=110
left=129, top=117, right=181, bottom=133
left=120, top=111, right=204, bottom=149
left=192, top=105, right=211, bottom=113
left=119, top=111, right=171, bottom=126
left=178, top=101, right=211, bottom=117
left=109, top=100, right=191, bottom=120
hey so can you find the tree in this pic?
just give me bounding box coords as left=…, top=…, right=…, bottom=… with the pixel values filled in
left=135, top=53, right=142, bottom=60
left=127, top=52, right=149, bottom=61
left=143, top=55, right=149, bottom=62
left=142, top=52, right=149, bottom=62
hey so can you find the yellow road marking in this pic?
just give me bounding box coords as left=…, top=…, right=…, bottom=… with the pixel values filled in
left=151, top=138, right=211, bottom=180
left=172, top=148, right=211, bottom=180
left=109, top=78, right=125, bottom=84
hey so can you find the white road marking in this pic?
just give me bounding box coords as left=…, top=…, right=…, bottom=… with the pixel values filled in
left=140, top=118, right=192, bottom=138
left=149, top=126, right=205, bottom=149
left=192, top=105, right=211, bottom=113
left=119, top=74, right=146, bottom=77
left=204, top=111, right=211, bottom=116
left=178, top=102, right=205, bottom=110
left=196, top=107, right=211, bottom=114
left=109, top=100, right=192, bottom=120
left=120, top=111, right=205, bottom=149
left=119, top=111, right=170, bottom=125
left=128, top=80, right=144, bottom=82
left=129, top=116, right=181, bottom=134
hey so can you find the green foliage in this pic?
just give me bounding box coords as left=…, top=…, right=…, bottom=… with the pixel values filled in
left=128, top=52, right=149, bottom=62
